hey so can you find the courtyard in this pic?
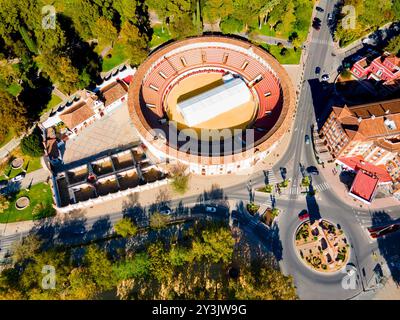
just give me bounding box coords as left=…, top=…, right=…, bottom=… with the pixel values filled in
left=62, top=103, right=140, bottom=164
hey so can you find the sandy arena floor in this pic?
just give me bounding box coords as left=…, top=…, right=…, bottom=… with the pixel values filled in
left=165, top=72, right=257, bottom=133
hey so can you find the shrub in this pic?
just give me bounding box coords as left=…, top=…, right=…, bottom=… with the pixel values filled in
left=264, top=184, right=273, bottom=193
left=21, top=130, right=43, bottom=157
left=246, top=202, right=260, bottom=215
left=301, top=176, right=310, bottom=187
left=170, top=164, right=190, bottom=194
left=150, top=212, right=170, bottom=229
left=220, top=17, right=243, bottom=34
left=114, top=218, right=138, bottom=238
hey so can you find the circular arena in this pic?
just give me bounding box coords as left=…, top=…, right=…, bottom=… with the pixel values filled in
left=128, top=36, right=295, bottom=175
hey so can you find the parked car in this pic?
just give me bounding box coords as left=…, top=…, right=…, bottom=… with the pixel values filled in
left=298, top=210, right=310, bottom=221
left=316, top=6, right=324, bottom=12
left=312, top=17, right=321, bottom=30
left=159, top=207, right=172, bottom=215
left=315, top=66, right=321, bottom=75
left=321, top=74, right=330, bottom=81
left=305, top=135, right=310, bottom=145
left=205, top=206, right=217, bottom=213
left=307, top=166, right=319, bottom=175
left=327, top=13, right=333, bottom=21
left=10, top=172, right=26, bottom=183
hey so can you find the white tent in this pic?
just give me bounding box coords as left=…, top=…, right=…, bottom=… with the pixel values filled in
left=177, top=77, right=251, bottom=127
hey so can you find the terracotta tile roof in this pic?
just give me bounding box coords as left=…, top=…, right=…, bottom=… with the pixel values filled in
left=101, top=81, right=128, bottom=107
left=349, top=170, right=379, bottom=202
left=337, top=156, right=392, bottom=183
left=330, top=99, right=400, bottom=141
left=59, top=101, right=95, bottom=129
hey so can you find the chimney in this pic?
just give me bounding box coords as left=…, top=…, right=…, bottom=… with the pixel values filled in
left=385, top=109, right=390, bottom=114
left=358, top=117, right=362, bottom=123
left=371, top=114, right=376, bottom=119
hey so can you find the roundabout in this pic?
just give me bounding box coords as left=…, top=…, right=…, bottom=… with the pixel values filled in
left=294, top=219, right=350, bottom=273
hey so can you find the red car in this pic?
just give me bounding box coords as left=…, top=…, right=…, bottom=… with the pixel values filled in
left=298, top=210, right=310, bottom=221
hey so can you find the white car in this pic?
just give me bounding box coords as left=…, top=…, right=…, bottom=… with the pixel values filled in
left=10, top=173, right=25, bottom=183
left=159, top=207, right=172, bottom=215
left=321, top=74, right=330, bottom=82
left=205, top=206, right=217, bottom=213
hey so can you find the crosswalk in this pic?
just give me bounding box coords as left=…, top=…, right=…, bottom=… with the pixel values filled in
left=289, top=186, right=300, bottom=195
left=353, top=210, right=375, bottom=244
left=266, top=170, right=278, bottom=185
left=313, top=182, right=330, bottom=192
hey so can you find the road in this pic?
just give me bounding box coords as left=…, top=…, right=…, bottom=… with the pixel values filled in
left=1, top=0, right=399, bottom=300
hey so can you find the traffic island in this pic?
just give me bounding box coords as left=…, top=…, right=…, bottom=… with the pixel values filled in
left=294, top=219, right=350, bottom=273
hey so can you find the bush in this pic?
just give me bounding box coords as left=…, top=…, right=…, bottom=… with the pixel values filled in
left=246, top=202, right=260, bottom=215
left=170, top=164, right=190, bottom=194
left=20, top=130, right=43, bottom=157
left=114, top=218, right=138, bottom=238
left=220, top=17, right=243, bottom=34
left=301, top=176, right=310, bottom=187
left=150, top=212, right=170, bottom=230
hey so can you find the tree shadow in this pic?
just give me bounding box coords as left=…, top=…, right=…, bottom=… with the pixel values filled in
left=370, top=210, right=400, bottom=285
left=196, top=184, right=228, bottom=205
left=305, top=183, right=322, bottom=224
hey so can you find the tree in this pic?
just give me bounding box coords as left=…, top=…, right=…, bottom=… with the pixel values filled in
left=67, top=267, right=98, bottom=300
left=386, top=35, right=400, bottom=57
left=231, top=264, right=297, bottom=299
left=84, top=245, right=115, bottom=292
left=149, top=212, right=170, bottom=229
left=0, top=90, right=28, bottom=137
left=20, top=130, right=43, bottom=157
left=113, top=0, right=138, bottom=24
left=169, top=163, right=190, bottom=194
left=35, top=53, right=80, bottom=94
left=11, top=235, right=42, bottom=265
left=0, top=195, right=9, bottom=213
left=93, top=17, right=118, bottom=47
left=119, top=22, right=148, bottom=65
left=113, top=252, right=151, bottom=281
left=114, top=217, right=138, bottom=238
left=192, top=227, right=234, bottom=264
left=220, top=16, right=243, bottom=34
left=203, top=0, right=234, bottom=24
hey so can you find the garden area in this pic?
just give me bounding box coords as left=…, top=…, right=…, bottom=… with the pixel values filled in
left=101, top=43, right=129, bottom=73
left=295, top=219, right=350, bottom=273
left=0, top=182, right=55, bottom=223
left=261, top=43, right=302, bottom=65
left=0, top=147, right=42, bottom=182
left=149, top=24, right=173, bottom=49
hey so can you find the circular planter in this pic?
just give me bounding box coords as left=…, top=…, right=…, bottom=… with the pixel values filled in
left=15, top=196, right=30, bottom=210
left=11, top=158, right=24, bottom=170
left=294, top=219, right=350, bottom=274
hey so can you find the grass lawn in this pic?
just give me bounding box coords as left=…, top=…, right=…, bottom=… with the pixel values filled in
left=261, top=44, right=302, bottom=64
left=0, top=128, right=16, bottom=149
left=150, top=24, right=173, bottom=49
left=40, top=94, right=63, bottom=116
left=0, top=147, right=42, bottom=182
left=0, top=182, right=55, bottom=223
left=102, top=43, right=129, bottom=72
left=6, top=83, right=23, bottom=97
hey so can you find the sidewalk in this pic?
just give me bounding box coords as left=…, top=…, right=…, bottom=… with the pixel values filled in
left=0, top=137, right=21, bottom=161
left=318, top=162, right=399, bottom=210
left=373, top=277, right=400, bottom=300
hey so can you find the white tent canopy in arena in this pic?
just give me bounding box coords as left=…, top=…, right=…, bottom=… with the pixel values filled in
left=176, top=77, right=252, bottom=127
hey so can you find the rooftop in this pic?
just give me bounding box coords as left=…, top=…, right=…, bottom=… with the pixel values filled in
left=59, top=101, right=95, bottom=129
left=337, top=156, right=392, bottom=183
left=349, top=170, right=379, bottom=203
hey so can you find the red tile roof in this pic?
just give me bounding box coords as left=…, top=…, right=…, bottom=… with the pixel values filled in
left=350, top=170, right=379, bottom=202
left=337, top=156, right=392, bottom=183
